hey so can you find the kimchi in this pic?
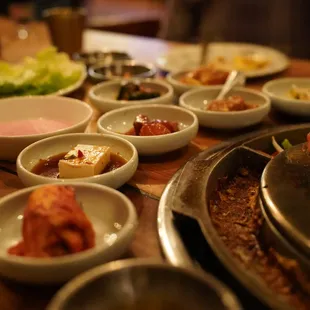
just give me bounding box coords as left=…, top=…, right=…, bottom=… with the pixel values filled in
left=8, top=185, right=95, bottom=258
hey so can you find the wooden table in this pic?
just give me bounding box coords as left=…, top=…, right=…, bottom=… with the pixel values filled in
left=1, top=21, right=310, bottom=310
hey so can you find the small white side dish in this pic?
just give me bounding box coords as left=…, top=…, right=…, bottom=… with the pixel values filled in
left=180, top=87, right=270, bottom=130
left=0, top=96, right=93, bottom=160
left=263, top=78, right=310, bottom=117
left=88, top=79, right=174, bottom=113
left=167, top=70, right=245, bottom=96
left=97, top=104, right=199, bottom=155
left=0, top=183, right=137, bottom=284
left=17, top=133, right=138, bottom=188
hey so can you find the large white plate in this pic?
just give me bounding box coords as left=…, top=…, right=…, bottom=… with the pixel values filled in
left=156, top=42, right=290, bottom=78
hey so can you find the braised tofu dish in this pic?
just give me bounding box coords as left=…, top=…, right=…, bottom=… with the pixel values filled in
left=31, top=144, right=126, bottom=179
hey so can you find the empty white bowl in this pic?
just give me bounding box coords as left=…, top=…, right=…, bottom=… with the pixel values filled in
left=97, top=104, right=199, bottom=155
left=0, top=183, right=137, bottom=284
left=180, top=87, right=270, bottom=129
left=17, top=133, right=138, bottom=188
left=167, top=70, right=245, bottom=96
left=88, top=79, right=174, bottom=113
left=0, top=96, right=93, bottom=160
left=263, top=78, right=310, bottom=117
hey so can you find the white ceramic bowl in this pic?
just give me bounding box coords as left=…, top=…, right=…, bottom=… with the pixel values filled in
left=17, top=133, right=138, bottom=188
left=167, top=70, right=245, bottom=96
left=97, top=104, right=199, bottom=155
left=0, top=96, right=93, bottom=160
left=88, top=79, right=174, bottom=113
left=0, top=183, right=137, bottom=284
left=180, top=87, right=270, bottom=130
left=263, top=78, right=310, bottom=117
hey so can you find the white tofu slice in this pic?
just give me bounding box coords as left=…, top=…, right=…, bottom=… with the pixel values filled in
left=58, top=144, right=111, bottom=178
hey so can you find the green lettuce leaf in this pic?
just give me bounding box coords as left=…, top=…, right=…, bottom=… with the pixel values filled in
left=0, top=47, right=83, bottom=97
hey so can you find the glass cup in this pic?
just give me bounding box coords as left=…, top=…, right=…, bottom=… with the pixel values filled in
left=44, top=7, right=86, bottom=56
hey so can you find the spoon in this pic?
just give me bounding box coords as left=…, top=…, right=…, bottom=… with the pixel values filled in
left=215, top=70, right=243, bottom=100
left=203, top=70, right=244, bottom=108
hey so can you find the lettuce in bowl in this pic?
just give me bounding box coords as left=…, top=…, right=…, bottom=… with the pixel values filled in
left=0, top=47, right=84, bottom=97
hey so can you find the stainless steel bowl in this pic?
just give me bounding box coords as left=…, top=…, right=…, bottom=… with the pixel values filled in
left=73, top=51, right=132, bottom=67
left=89, top=60, right=157, bottom=82
left=47, top=259, right=241, bottom=310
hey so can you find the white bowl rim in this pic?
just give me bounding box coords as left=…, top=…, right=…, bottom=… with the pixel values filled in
left=97, top=103, right=199, bottom=140
left=180, top=86, right=270, bottom=116
left=16, top=133, right=138, bottom=183
left=263, top=77, right=310, bottom=105
left=88, top=78, right=174, bottom=105
left=0, top=96, right=93, bottom=140
left=0, top=182, right=137, bottom=266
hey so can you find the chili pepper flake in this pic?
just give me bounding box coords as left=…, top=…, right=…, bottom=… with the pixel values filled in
left=77, top=150, right=84, bottom=158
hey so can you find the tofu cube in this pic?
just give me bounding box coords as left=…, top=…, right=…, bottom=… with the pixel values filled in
left=58, top=144, right=111, bottom=178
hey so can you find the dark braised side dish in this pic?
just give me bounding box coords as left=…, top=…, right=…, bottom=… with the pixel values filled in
left=209, top=168, right=310, bottom=309
left=126, top=114, right=179, bottom=136
left=117, top=81, right=161, bottom=101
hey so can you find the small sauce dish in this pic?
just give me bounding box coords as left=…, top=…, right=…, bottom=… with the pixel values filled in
left=180, top=87, right=270, bottom=130
left=89, top=79, right=174, bottom=113
left=17, top=133, right=138, bottom=188
left=263, top=78, right=310, bottom=117
left=97, top=104, right=198, bottom=155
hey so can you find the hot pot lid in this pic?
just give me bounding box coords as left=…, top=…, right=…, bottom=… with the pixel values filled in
left=261, top=143, right=310, bottom=257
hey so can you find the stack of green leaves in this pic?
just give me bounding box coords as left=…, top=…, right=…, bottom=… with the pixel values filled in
left=0, top=47, right=83, bottom=97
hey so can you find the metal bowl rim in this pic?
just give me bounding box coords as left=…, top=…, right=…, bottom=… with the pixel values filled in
left=88, top=60, right=157, bottom=80
left=47, top=258, right=242, bottom=310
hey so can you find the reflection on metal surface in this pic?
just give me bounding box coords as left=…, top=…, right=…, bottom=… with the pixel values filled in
left=47, top=259, right=242, bottom=310
left=261, top=143, right=310, bottom=257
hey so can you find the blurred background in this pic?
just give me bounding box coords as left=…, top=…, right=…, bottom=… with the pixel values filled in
left=0, top=0, right=164, bottom=37
left=0, top=0, right=310, bottom=59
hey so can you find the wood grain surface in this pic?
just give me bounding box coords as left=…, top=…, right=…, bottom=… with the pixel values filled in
left=0, top=18, right=310, bottom=310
